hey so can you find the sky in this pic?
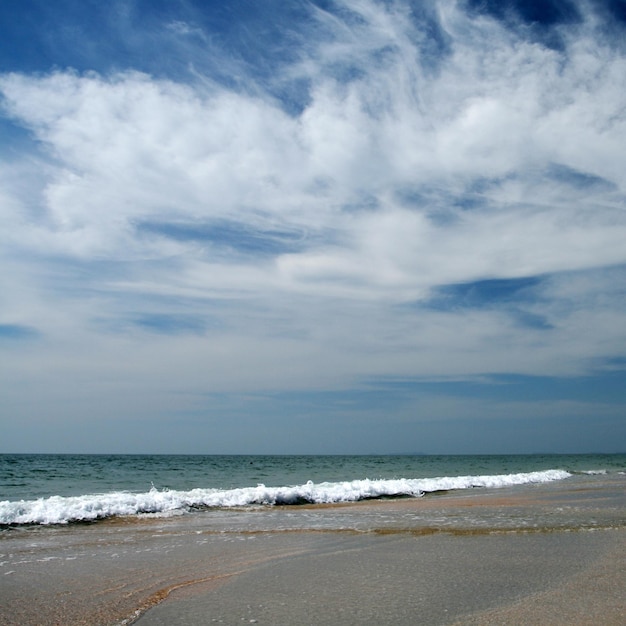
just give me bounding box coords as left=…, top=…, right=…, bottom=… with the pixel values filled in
left=1, top=0, right=626, bottom=455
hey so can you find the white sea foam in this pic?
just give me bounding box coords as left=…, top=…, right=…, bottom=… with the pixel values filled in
left=0, top=469, right=571, bottom=525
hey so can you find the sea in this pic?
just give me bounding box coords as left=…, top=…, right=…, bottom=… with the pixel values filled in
left=3, top=453, right=626, bottom=625
left=1, top=453, right=625, bottom=529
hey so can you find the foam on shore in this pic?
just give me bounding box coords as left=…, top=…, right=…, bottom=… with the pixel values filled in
left=0, top=469, right=570, bottom=525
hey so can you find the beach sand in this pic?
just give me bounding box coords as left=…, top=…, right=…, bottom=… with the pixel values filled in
left=133, top=529, right=625, bottom=626
left=1, top=484, right=624, bottom=625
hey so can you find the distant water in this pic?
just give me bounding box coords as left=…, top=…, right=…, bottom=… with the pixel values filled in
left=1, top=453, right=625, bottom=526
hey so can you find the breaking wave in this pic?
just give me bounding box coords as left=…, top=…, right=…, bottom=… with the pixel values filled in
left=0, top=469, right=572, bottom=526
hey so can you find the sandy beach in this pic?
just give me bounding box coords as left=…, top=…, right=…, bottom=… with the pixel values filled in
left=1, top=477, right=624, bottom=626
left=134, top=528, right=625, bottom=626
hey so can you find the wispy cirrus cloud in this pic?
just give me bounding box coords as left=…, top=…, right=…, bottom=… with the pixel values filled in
left=1, top=0, right=625, bottom=452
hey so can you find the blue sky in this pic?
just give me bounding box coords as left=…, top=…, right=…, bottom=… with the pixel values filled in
left=1, top=0, right=625, bottom=454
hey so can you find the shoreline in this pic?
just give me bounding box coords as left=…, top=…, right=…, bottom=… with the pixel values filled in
left=1, top=477, right=624, bottom=625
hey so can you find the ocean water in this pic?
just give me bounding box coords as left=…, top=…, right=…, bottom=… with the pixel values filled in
left=1, top=453, right=625, bottom=527
left=2, top=456, right=625, bottom=626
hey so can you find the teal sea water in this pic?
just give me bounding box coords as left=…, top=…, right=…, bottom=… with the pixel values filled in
left=1, top=453, right=625, bottom=527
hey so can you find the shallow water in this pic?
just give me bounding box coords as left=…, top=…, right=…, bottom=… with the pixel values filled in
left=2, top=476, right=624, bottom=626
left=0, top=472, right=626, bottom=626
left=2, top=453, right=624, bottom=527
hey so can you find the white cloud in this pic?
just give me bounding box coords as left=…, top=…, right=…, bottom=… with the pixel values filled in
left=0, top=0, right=625, bottom=404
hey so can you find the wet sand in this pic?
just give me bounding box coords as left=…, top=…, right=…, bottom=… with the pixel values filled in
left=1, top=481, right=625, bottom=625
left=133, top=529, right=625, bottom=626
